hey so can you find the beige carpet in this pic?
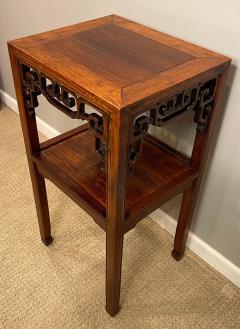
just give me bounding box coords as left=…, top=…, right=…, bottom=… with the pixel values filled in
left=0, top=104, right=239, bottom=329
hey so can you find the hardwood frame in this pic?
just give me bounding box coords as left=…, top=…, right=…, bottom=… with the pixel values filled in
left=8, top=15, right=231, bottom=316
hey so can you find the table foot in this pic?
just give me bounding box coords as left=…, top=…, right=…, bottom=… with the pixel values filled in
left=172, top=249, right=184, bottom=261
left=42, top=236, right=53, bottom=246
left=105, top=305, right=121, bottom=317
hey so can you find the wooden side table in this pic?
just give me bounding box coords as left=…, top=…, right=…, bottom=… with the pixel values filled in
left=8, top=15, right=231, bottom=316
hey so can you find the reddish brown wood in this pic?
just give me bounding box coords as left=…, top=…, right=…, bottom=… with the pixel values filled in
left=105, top=111, right=130, bottom=315
left=8, top=15, right=230, bottom=112
left=8, top=15, right=231, bottom=316
left=8, top=51, right=52, bottom=246
left=172, top=184, right=196, bottom=261
left=39, top=123, right=89, bottom=150
left=31, top=130, right=198, bottom=224
left=172, top=71, right=229, bottom=260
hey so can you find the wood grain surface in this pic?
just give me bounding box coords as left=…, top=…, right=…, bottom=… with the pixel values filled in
left=8, top=14, right=231, bottom=316
left=32, top=129, right=198, bottom=226
left=8, top=15, right=230, bottom=111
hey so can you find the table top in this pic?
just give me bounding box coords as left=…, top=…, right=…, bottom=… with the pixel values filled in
left=9, top=15, right=230, bottom=111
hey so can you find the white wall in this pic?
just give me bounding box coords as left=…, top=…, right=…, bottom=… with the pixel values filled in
left=0, top=0, right=239, bottom=267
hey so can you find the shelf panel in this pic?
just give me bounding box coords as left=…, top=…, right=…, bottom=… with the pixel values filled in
left=33, top=128, right=198, bottom=231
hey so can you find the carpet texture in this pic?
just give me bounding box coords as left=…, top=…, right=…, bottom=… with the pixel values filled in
left=0, top=104, right=239, bottom=329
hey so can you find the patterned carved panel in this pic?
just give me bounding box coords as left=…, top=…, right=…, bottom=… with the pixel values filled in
left=128, top=77, right=218, bottom=173
left=148, top=78, right=217, bottom=129
left=20, top=61, right=218, bottom=175
left=19, top=63, right=107, bottom=167
left=128, top=116, right=150, bottom=174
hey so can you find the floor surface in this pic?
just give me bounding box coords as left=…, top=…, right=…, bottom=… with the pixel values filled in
left=0, top=104, right=239, bottom=329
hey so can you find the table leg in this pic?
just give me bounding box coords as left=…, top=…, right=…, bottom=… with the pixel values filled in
left=30, top=163, right=52, bottom=245
left=106, top=112, right=129, bottom=316
left=106, top=224, right=124, bottom=316
left=172, top=181, right=197, bottom=261
left=172, top=70, right=228, bottom=261
left=8, top=48, right=52, bottom=246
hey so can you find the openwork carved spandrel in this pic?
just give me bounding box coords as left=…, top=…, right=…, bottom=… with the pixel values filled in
left=148, top=78, right=217, bottom=129
left=128, top=116, right=149, bottom=174
left=193, top=78, right=217, bottom=132
left=19, top=63, right=107, bottom=165
left=128, top=77, right=218, bottom=173
left=149, top=86, right=200, bottom=126
left=21, top=65, right=41, bottom=117
left=40, top=74, right=78, bottom=119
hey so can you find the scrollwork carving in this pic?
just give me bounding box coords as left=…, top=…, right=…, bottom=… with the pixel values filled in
left=21, top=66, right=41, bottom=117
left=20, top=62, right=218, bottom=175
left=39, top=74, right=80, bottom=119
left=128, top=116, right=150, bottom=174
left=128, top=77, right=218, bottom=173
left=148, top=78, right=217, bottom=128
left=19, top=62, right=107, bottom=167
left=193, top=78, right=216, bottom=132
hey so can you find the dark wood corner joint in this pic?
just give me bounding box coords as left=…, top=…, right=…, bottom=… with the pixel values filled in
left=9, top=15, right=231, bottom=317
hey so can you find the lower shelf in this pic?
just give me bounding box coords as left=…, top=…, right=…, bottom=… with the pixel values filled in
left=32, top=125, right=198, bottom=232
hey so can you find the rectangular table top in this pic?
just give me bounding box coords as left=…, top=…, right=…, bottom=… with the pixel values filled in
left=8, top=15, right=230, bottom=111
